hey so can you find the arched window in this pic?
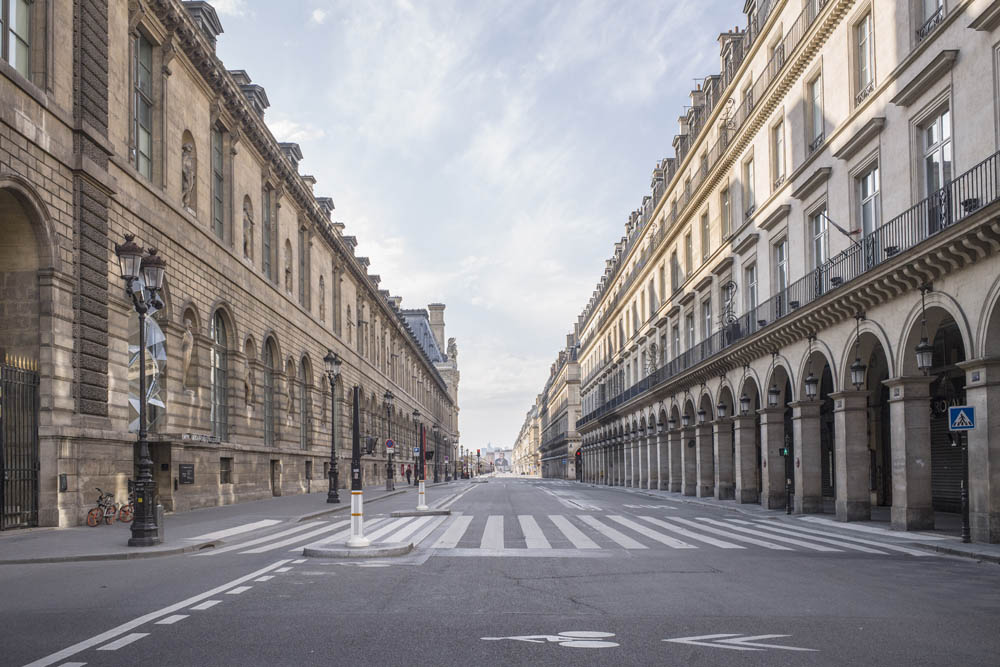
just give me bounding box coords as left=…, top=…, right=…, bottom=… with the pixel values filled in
left=263, top=339, right=276, bottom=446
left=211, top=311, right=228, bottom=439
left=299, top=357, right=311, bottom=450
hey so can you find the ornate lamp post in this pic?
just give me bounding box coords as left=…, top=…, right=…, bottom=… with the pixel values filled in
left=324, top=350, right=342, bottom=503
left=115, top=234, right=166, bottom=547
left=412, top=409, right=420, bottom=487
left=915, top=286, right=934, bottom=373
left=432, top=425, right=441, bottom=483
left=384, top=390, right=395, bottom=491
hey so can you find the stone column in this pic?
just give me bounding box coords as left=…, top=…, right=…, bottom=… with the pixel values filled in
left=624, top=435, right=631, bottom=487
left=681, top=425, right=697, bottom=496
left=714, top=417, right=735, bottom=500
left=733, top=415, right=758, bottom=503
left=790, top=400, right=823, bottom=513
left=667, top=428, right=682, bottom=492
left=639, top=429, right=648, bottom=488
left=645, top=428, right=653, bottom=489
left=884, top=376, right=936, bottom=531
left=831, top=390, right=872, bottom=522
left=958, top=359, right=1000, bottom=543
left=759, top=407, right=787, bottom=510
left=656, top=422, right=667, bottom=490
left=695, top=423, right=714, bottom=497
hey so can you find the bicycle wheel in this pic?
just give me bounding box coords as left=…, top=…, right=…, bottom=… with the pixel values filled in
left=87, top=507, right=102, bottom=527
left=118, top=504, right=134, bottom=523
left=104, top=505, right=117, bottom=525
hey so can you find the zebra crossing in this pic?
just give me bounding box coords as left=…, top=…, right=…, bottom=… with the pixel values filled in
left=191, top=513, right=934, bottom=558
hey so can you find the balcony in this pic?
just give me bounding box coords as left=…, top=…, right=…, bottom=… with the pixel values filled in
left=577, top=150, right=1000, bottom=429
left=917, top=5, right=945, bottom=43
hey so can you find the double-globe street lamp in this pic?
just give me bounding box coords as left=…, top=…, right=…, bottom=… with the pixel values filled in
left=114, top=234, right=166, bottom=547
left=384, top=390, right=395, bottom=491
left=324, top=350, right=342, bottom=503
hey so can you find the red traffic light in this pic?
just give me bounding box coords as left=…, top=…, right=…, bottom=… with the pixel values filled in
left=476, top=449, right=480, bottom=456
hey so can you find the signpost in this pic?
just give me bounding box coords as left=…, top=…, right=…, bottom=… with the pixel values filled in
left=386, top=438, right=395, bottom=451
left=948, top=405, right=974, bottom=543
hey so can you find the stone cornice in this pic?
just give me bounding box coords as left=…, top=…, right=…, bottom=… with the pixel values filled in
left=791, top=167, right=831, bottom=200
left=890, top=49, right=959, bottom=107
left=833, top=117, right=885, bottom=161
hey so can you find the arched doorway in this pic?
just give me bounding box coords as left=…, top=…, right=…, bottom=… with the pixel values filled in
left=0, top=187, right=43, bottom=530
left=928, top=318, right=966, bottom=513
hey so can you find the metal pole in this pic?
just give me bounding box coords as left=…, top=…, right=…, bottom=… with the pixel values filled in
left=385, top=403, right=393, bottom=492
left=962, top=432, right=970, bottom=543
left=417, top=423, right=428, bottom=510
left=129, top=291, right=158, bottom=546
left=326, top=376, right=339, bottom=503
left=347, top=386, right=369, bottom=547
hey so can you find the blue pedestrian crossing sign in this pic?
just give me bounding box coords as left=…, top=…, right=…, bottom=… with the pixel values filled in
left=948, top=406, right=975, bottom=431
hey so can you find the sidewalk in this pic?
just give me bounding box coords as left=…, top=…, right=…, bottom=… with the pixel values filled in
left=0, top=482, right=459, bottom=565
left=586, top=482, right=1000, bottom=565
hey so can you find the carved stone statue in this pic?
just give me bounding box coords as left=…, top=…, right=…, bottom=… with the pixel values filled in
left=181, top=143, right=195, bottom=210
left=447, top=337, right=458, bottom=362
left=243, top=201, right=254, bottom=260
left=181, top=318, right=195, bottom=389
left=284, top=242, right=293, bottom=293
left=244, top=365, right=256, bottom=407
left=287, top=379, right=296, bottom=421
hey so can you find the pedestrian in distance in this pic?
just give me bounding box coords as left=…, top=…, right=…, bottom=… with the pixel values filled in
left=406, top=465, right=412, bottom=485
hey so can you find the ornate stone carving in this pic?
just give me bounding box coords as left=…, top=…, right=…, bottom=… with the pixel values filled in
left=181, top=142, right=195, bottom=210
left=244, top=365, right=256, bottom=407
left=447, top=338, right=457, bottom=362
left=181, top=318, right=195, bottom=389
left=243, top=200, right=254, bottom=260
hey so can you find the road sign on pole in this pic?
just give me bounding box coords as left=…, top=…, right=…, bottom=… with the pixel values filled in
left=386, top=438, right=394, bottom=451
left=948, top=406, right=975, bottom=431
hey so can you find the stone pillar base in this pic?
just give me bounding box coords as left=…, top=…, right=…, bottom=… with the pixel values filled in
left=696, top=484, right=714, bottom=498
left=971, top=512, right=1000, bottom=543
left=736, top=488, right=758, bottom=503
left=795, top=495, right=822, bottom=514
left=836, top=499, right=871, bottom=522
left=668, top=481, right=681, bottom=492
left=891, top=506, right=934, bottom=531
left=715, top=483, right=735, bottom=500
left=682, top=485, right=696, bottom=496
left=764, top=492, right=786, bottom=510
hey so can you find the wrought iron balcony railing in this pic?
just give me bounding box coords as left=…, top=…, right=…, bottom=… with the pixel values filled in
left=578, top=150, right=1000, bottom=429
left=917, top=5, right=945, bottom=43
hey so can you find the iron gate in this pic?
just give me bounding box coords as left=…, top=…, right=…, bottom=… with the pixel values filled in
left=1, top=357, right=40, bottom=530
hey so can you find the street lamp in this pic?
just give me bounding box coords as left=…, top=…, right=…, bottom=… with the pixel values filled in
left=697, top=407, right=706, bottom=424
left=916, top=285, right=934, bottom=373
left=384, top=389, right=394, bottom=491
left=667, top=415, right=677, bottom=429
left=739, top=392, right=751, bottom=415
left=115, top=234, right=166, bottom=547
left=324, top=350, right=342, bottom=503
left=851, top=314, right=867, bottom=390
left=412, top=409, right=420, bottom=488
left=716, top=400, right=728, bottom=419
left=804, top=335, right=818, bottom=400
left=432, top=425, right=440, bottom=483
left=681, top=412, right=691, bottom=428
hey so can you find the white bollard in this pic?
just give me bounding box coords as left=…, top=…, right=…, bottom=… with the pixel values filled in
left=416, top=480, right=429, bottom=511
left=346, top=489, right=370, bottom=547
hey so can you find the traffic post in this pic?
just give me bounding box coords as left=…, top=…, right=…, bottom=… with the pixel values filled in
left=949, top=406, right=975, bottom=543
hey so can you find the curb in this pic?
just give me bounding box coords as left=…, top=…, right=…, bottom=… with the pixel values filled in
left=0, top=539, right=221, bottom=566
left=913, top=542, right=1000, bottom=564
left=303, top=541, right=413, bottom=559
left=297, top=488, right=408, bottom=522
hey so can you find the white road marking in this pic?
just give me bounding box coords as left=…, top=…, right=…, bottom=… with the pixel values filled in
left=382, top=516, right=432, bottom=543
left=57, top=662, right=87, bottom=666
left=195, top=521, right=327, bottom=556
left=663, top=633, right=816, bottom=652
left=240, top=520, right=350, bottom=553
left=154, top=615, right=188, bottom=625
left=96, top=634, right=148, bottom=651
left=548, top=515, right=600, bottom=550
left=578, top=515, right=646, bottom=549
left=669, top=518, right=793, bottom=550
left=638, top=516, right=745, bottom=549
left=23, top=560, right=290, bottom=667
left=518, top=515, right=551, bottom=549
left=254, top=576, right=274, bottom=582
left=408, top=515, right=449, bottom=547
left=432, top=515, right=473, bottom=549
left=799, top=515, right=952, bottom=539
left=185, top=519, right=282, bottom=542
left=733, top=521, right=887, bottom=554
left=755, top=522, right=931, bottom=556
left=607, top=515, right=695, bottom=549
left=695, top=518, right=841, bottom=552
left=363, top=517, right=412, bottom=542
left=292, top=559, right=307, bottom=564
left=439, top=484, right=477, bottom=509
left=189, top=600, right=222, bottom=611
left=275, top=567, right=293, bottom=572
left=481, top=516, right=504, bottom=550
left=225, top=586, right=252, bottom=595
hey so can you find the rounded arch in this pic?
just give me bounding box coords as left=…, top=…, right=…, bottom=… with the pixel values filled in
left=285, top=356, right=297, bottom=379
left=179, top=301, right=201, bottom=333
left=832, top=319, right=895, bottom=388
left=698, top=392, right=715, bottom=421
left=658, top=405, right=668, bottom=428
left=262, top=334, right=281, bottom=368
left=0, top=174, right=59, bottom=271
left=682, top=397, right=695, bottom=421
left=243, top=334, right=257, bottom=361
left=717, top=383, right=735, bottom=415
left=977, top=274, right=1000, bottom=359
left=207, top=300, right=238, bottom=348
left=299, top=353, right=313, bottom=387
left=738, top=373, right=761, bottom=414
left=897, top=290, right=974, bottom=376
left=639, top=415, right=647, bottom=432
left=765, top=359, right=794, bottom=405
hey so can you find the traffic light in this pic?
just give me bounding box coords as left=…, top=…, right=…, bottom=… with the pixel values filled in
left=779, top=445, right=790, bottom=457
left=476, top=449, right=480, bottom=456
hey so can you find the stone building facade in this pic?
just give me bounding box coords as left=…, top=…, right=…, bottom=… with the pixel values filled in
left=512, top=405, right=540, bottom=476
left=0, top=0, right=459, bottom=529
left=536, top=0, right=1000, bottom=544
left=538, top=334, right=582, bottom=480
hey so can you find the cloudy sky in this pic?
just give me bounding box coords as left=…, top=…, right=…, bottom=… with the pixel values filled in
left=214, top=0, right=743, bottom=451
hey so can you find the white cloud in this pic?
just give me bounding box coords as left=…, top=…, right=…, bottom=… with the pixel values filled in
left=265, top=117, right=326, bottom=145
left=310, top=9, right=328, bottom=25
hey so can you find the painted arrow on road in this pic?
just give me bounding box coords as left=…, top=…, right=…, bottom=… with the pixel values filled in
left=663, top=634, right=817, bottom=652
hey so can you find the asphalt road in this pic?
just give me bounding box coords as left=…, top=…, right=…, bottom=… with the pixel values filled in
left=3, top=477, right=1000, bottom=666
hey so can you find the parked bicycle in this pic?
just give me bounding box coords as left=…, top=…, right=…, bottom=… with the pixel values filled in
left=86, top=488, right=118, bottom=527
left=118, top=480, right=135, bottom=524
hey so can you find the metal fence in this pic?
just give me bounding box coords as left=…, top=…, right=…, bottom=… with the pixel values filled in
left=1, top=357, right=40, bottom=530
left=579, top=150, right=1000, bottom=428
